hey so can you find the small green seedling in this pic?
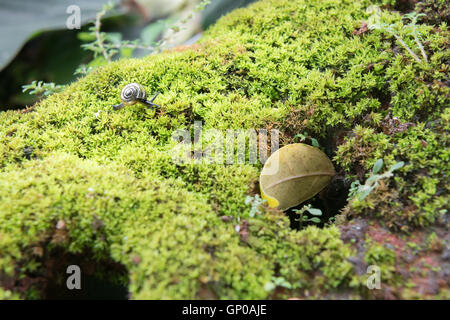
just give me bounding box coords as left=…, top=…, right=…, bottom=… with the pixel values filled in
left=368, top=10, right=428, bottom=64
left=293, top=204, right=323, bottom=228
left=294, top=132, right=320, bottom=147
left=22, top=81, right=65, bottom=97
left=264, top=276, right=293, bottom=291
left=348, top=159, right=405, bottom=201
left=245, top=194, right=266, bottom=218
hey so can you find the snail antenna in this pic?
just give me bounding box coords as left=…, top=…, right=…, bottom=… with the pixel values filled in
left=112, top=103, right=124, bottom=111
left=150, top=91, right=161, bottom=103
left=141, top=91, right=161, bottom=109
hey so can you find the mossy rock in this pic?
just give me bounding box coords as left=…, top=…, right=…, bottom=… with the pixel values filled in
left=0, top=0, right=449, bottom=299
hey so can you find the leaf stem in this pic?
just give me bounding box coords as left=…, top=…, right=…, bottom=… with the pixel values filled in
left=413, top=33, right=428, bottom=63
left=94, top=4, right=110, bottom=62
left=392, top=34, right=422, bottom=64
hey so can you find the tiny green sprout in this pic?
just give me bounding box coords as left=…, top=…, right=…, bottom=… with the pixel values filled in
left=293, top=133, right=307, bottom=142
left=293, top=132, right=320, bottom=147
left=368, top=10, right=428, bottom=64
left=264, top=276, right=293, bottom=292
left=245, top=194, right=266, bottom=218
left=348, top=159, right=405, bottom=201
left=403, top=12, right=426, bottom=26
left=372, top=158, right=384, bottom=174
left=293, top=204, right=323, bottom=227
left=22, top=81, right=65, bottom=97
left=311, top=138, right=320, bottom=147
left=403, top=12, right=428, bottom=63
left=327, top=216, right=336, bottom=225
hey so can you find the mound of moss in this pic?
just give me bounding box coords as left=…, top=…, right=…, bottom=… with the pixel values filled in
left=0, top=0, right=448, bottom=299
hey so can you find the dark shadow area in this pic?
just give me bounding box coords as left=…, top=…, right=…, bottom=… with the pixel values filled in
left=393, top=0, right=418, bottom=13
left=42, top=248, right=129, bottom=300
left=285, top=174, right=350, bottom=230
left=0, top=29, right=89, bottom=111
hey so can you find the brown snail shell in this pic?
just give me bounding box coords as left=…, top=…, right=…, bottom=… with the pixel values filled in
left=121, top=83, right=146, bottom=106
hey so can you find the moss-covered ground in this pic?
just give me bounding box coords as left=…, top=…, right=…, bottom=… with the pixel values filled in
left=0, top=0, right=448, bottom=299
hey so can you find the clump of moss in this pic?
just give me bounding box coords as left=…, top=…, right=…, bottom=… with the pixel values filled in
left=364, top=240, right=398, bottom=283
left=415, top=0, right=450, bottom=25
left=0, top=0, right=448, bottom=299
left=0, top=153, right=356, bottom=299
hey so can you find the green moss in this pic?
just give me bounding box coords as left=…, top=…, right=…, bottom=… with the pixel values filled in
left=0, top=0, right=448, bottom=299
left=0, top=288, right=20, bottom=300
left=365, top=240, right=397, bottom=283
left=0, top=152, right=357, bottom=299
left=415, top=0, right=450, bottom=25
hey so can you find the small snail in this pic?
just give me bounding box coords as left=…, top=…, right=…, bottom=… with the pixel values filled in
left=112, top=83, right=161, bottom=111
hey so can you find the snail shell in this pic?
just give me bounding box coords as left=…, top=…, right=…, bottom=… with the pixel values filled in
left=120, top=83, right=146, bottom=106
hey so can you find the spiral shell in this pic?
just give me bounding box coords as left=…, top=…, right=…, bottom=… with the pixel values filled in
left=120, top=83, right=146, bottom=106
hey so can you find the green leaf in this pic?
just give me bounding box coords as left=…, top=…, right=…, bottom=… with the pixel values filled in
left=294, top=133, right=306, bottom=142
left=309, top=217, right=321, bottom=223
left=366, top=175, right=380, bottom=185
left=77, top=32, right=97, bottom=42
left=306, top=208, right=322, bottom=216
left=372, top=159, right=383, bottom=174
left=389, top=161, right=405, bottom=172
left=359, top=187, right=374, bottom=200
left=264, top=282, right=275, bottom=292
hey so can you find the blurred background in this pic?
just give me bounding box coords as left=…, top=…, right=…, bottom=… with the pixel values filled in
left=0, top=0, right=256, bottom=111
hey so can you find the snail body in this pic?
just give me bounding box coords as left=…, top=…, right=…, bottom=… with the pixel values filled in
left=112, top=83, right=161, bottom=110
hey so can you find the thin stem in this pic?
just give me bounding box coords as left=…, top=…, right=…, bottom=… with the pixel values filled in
left=392, top=33, right=422, bottom=64
left=410, top=23, right=428, bottom=64
left=413, top=33, right=428, bottom=63
left=94, top=6, right=110, bottom=62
